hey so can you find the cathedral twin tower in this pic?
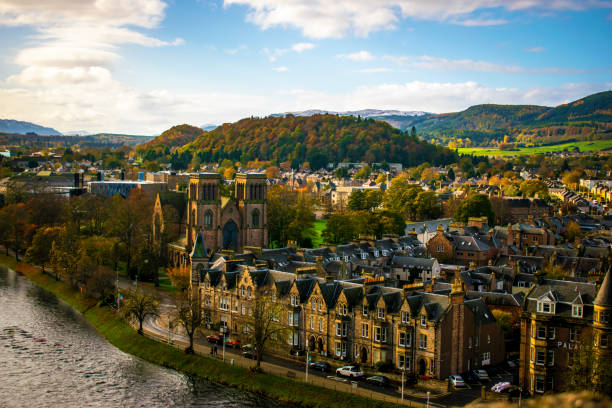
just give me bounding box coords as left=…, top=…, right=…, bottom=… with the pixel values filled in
left=187, top=172, right=268, bottom=254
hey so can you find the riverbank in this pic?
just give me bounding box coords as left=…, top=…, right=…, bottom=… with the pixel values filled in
left=0, top=255, right=402, bottom=408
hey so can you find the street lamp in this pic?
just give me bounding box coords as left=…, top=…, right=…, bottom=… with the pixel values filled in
left=305, top=338, right=309, bottom=382
left=221, top=326, right=227, bottom=362
left=426, top=391, right=430, bottom=408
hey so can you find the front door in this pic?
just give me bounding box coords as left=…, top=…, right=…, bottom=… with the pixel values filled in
left=222, top=220, right=239, bottom=250
left=360, top=347, right=368, bottom=364
left=418, top=359, right=427, bottom=376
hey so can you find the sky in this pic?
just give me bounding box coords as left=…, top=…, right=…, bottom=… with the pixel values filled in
left=0, top=0, right=611, bottom=135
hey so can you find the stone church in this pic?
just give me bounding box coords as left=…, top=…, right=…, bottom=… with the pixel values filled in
left=156, top=172, right=268, bottom=269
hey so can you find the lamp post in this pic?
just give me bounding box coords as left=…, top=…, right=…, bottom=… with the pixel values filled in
left=426, top=391, right=430, bottom=408
left=221, top=326, right=227, bottom=362
left=401, top=368, right=405, bottom=402
left=305, top=338, right=309, bottom=383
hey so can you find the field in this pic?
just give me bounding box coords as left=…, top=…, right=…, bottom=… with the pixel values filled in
left=457, top=139, right=612, bottom=157
left=311, top=219, right=327, bottom=248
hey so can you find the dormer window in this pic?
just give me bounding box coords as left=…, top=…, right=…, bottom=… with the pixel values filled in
left=240, top=286, right=245, bottom=297
left=362, top=305, right=368, bottom=316
left=337, top=303, right=347, bottom=316
left=537, top=301, right=555, bottom=314
left=377, top=307, right=385, bottom=319
left=290, top=295, right=299, bottom=306
left=420, top=315, right=427, bottom=326
left=572, top=305, right=583, bottom=318
left=247, top=286, right=252, bottom=299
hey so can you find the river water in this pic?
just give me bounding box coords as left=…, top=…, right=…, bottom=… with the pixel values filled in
left=0, top=267, right=290, bottom=408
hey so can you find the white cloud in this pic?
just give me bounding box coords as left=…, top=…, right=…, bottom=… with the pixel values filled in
left=292, top=42, right=315, bottom=52
left=526, top=46, right=546, bottom=52
left=262, top=47, right=288, bottom=61
left=273, top=66, right=288, bottom=72
left=356, top=67, right=393, bottom=73
left=384, top=54, right=584, bottom=74
left=225, top=45, right=248, bottom=55
left=224, top=0, right=611, bottom=38
left=337, top=50, right=375, bottom=61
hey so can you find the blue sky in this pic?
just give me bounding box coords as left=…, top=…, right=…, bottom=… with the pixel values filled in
left=0, top=0, right=610, bottom=134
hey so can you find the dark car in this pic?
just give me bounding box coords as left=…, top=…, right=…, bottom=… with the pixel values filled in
left=206, top=334, right=223, bottom=344
left=366, top=375, right=391, bottom=387
left=308, top=361, right=331, bottom=372
left=464, top=371, right=479, bottom=384
left=241, top=344, right=258, bottom=359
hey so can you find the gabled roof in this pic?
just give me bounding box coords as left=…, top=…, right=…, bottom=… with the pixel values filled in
left=319, top=281, right=342, bottom=309
left=190, top=233, right=207, bottom=258
left=465, top=298, right=496, bottom=325
left=295, top=277, right=316, bottom=303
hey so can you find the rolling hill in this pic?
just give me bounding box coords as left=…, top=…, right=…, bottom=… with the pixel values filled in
left=408, top=91, right=612, bottom=146
left=0, top=119, right=62, bottom=136
left=143, top=124, right=203, bottom=149
left=180, top=114, right=457, bottom=169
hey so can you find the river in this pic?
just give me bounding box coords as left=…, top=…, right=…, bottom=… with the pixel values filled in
left=0, top=267, right=290, bottom=408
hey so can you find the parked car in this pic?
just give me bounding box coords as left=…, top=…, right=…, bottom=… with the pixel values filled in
left=464, top=371, right=479, bottom=383
left=449, top=375, right=466, bottom=388
left=336, top=366, right=364, bottom=378
left=225, top=337, right=241, bottom=348
left=308, top=361, right=331, bottom=372
left=473, top=369, right=490, bottom=381
left=241, top=344, right=258, bottom=359
left=206, top=334, right=223, bottom=344
left=366, top=376, right=391, bottom=387
left=491, top=382, right=512, bottom=393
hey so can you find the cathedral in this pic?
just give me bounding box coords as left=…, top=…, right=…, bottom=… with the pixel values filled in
left=158, top=172, right=268, bottom=269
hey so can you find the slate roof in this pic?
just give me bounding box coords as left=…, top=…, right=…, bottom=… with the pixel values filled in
left=190, top=233, right=207, bottom=258
left=295, top=277, right=316, bottom=303
left=594, top=269, right=612, bottom=307
left=465, top=298, right=497, bottom=325
left=524, top=278, right=598, bottom=319
left=391, top=256, right=436, bottom=269
left=466, top=291, right=523, bottom=307
left=448, top=234, right=491, bottom=252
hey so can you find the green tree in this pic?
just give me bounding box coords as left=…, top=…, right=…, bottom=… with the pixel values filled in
left=453, top=194, right=494, bottom=224
left=334, top=167, right=349, bottom=179
left=519, top=179, right=549, bottom=198
left=347, top=190, right=365, bottom=211
left=447, top=167, right=455, bottom=181
left=414, top=191, right=442, bottom=221
left=123, top=289, right=160, bottom=335
left=322, top=212, right=360, bottom=244
left=383, top=175, right=423, bottom=220
left=353, top=165, right=372, bottom=180
left=267, top=186, right=315, bottom=247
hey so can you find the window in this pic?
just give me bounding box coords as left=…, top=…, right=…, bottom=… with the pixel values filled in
left=436, top=245, right=444, bottom=253
left=335, top=342, right=342, bottom=357
left=362, top=305, right=368, bottom=316
left=375, top=327, right=381, bottom=342
left=537, top=326, right=546, bottom=339
left=399, top=332, right=406, bottom=346
left=546, top=376, right=554, bottom=392
left=401, top=311, right=409, bottom=323
left=204, top=210, right=213, bottom=229
left=429, top=359, right=435, bottom=375
left=487, top=334, right=491, bottom=344
left=548, top=327, right=555, bottom=340
left=290, top=295, right=299, bottom=306
left=572, top=305, right=583, bottom=318
left=240, top=286, right=245, bottom=297
left=547, top=350, right=554, bottom=366
left=219, top=297, right=229, bottom=311
left=251, top=209, right=260, bottom=228
left=310, top=316, right=314, bottom=330
left=361, top=323, right=369, bottom=338
left=241, top=304, right=246, bottom=315
left=232, top=302, right=238, bottom=313
left=337, top=303, right=347, bottom=316
left=569, top=327, right=580, bottom=342
left=247, top=287, right=252, bottom=299
left=398, top=355, right=411, bottom=370
left=537, top=301, right=555, bottom=314
left=311, top=299, right=316, bottom=311
left=319, top=317, right=323, bottom=332
left=420, top=315, right=427, bottom=326
left=381, top=327, right=387, bottom=343
left=536, top=350, right=545, bottom=365
left=377, top=308, right=385, bottom=319
left=482, top=352, right=491, bottom=365
left=361, top=253, right=367, bottom=260
left=288, top=311, right=299, bottom=326
left=535, top=375, right=544, bottom=393
left=530, top=347, right=535, bottom=363
left=318, top=300, right=322, bottom=312
left=204, top=296, right=211, bottom=307
left=419, top=334, right=427, bottom=349
left=336, top=322, right=342, bottom=336
left=600, top=311, right=610, bottom=324
left=601, top=334, right=608, bottom=348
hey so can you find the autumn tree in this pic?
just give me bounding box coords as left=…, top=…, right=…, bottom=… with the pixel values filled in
left=244, top=289, right=287, bottom=368
left=562, top=169, right=583, bottom=190
left=564, top=221, right=583, bottom=243
left=383, top=175, right=423, bottom=220
left=167, top=266, right=191, bottom=292
left=123, top=289, right=160, bottom=335
left=265, top=166, right=280, bottom=179
left=26, top=226, right=62, bottom=272
left=566, top=332, right=612, bottom=396
left=173, top=291, right=204, bottom=353
left=414, top=191, right=442, bottom=220
left=267, top=185, right=315, bottom=247
left=86, top=267, right=116, bottom=305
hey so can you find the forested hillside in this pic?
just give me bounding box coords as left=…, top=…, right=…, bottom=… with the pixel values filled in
left=143, top=124, right=203, bottom=149
left=410, top=91, right=612, bottom=146
left=180, top=114, right=457, bottom=169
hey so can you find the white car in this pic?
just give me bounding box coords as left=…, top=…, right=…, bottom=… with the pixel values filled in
left=449, top=375, right=466, bottom=388
left=336, top=366, right=364, bottom=378
left=491, top=382, right=511, bottom=393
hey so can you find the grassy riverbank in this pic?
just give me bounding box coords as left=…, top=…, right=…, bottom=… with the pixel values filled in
left=0, top=254, right=399, bottom=408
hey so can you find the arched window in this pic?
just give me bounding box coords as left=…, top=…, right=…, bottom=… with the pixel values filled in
left=204, top=210, right=213, bottom=229
left=251, top=209, right=260, bottom=228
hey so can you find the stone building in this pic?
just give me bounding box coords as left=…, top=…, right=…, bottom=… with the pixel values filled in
left=165, top=172, right=268, bottom=269
left=518, top=269, right=612, bottom=395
